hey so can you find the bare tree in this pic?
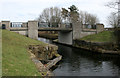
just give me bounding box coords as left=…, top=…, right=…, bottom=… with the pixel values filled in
left=106, top=0, right=120, bottom=27
left=106, top=1, right=118, bottom=10
left=37, top=7, right=62, bottom=27
left=106, top=0, right=120, bottom=49
left=79, top=11, right=99, bottom=25
left=107, top=12, right=118, bottom=27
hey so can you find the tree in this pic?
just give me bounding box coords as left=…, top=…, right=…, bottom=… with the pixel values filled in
left=107, top=12, right=118, bottom=27
left=61, top=5, right=79, bottom=23
left=106, top=0, right=120, bottom=49
left=106, top=0, right=120, bottom=27
left=37, top=7, right=62, bottom=27
left=79, top=11, right=99, bottom=25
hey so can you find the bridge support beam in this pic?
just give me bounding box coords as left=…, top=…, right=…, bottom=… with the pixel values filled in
left=28, top=21, right=38, bottom=39
left=58, top=31, right=73, bottom=45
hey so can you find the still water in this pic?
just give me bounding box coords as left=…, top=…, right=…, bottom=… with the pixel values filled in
left=38, top=37, right=120, bottom=76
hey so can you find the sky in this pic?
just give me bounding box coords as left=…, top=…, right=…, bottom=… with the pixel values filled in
left=0, top=0, right=117, bottom=27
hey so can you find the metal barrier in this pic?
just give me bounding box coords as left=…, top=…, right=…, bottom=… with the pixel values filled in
left=11, top=22, right=27, bottom=27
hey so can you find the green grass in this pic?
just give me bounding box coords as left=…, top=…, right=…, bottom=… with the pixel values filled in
left=80, top=31, right=116, bottom=42
left=2, top=30, right=47, bottom=76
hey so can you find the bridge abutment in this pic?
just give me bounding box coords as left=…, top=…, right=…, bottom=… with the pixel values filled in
left=58, top=31, right=73, bottom=45
left=28, top=21, right=38, bottom=39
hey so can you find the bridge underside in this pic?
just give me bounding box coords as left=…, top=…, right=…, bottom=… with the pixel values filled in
left=58, top=31, right=73, bottom=45
left=38, top=28, right=73, bottom=45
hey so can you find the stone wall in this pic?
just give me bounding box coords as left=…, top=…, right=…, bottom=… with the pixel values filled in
left=29, top=44, right=62, bottom=74
left=29, top=44, right=58, bottom=61
left=73, top=40, right=120, bottom=54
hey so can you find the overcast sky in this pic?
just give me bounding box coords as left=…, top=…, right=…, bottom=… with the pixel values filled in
left=0, top=0, right=117, bottom=27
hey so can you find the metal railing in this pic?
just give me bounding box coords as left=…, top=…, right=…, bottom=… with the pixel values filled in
left=38, top=22, right=72, bottom=28
left=11, top=22, right=27, bottom=28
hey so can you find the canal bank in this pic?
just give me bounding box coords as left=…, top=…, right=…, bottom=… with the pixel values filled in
left=2, top=30, right=62, bottom=76
left=52, top=31, right=120, bottom=55
left=38, top=37, right=120, bottom=76
left=53, top=39, right=120, bottom=55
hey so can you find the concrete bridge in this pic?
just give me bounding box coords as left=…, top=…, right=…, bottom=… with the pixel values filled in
left=0, top=21, right=104, bottom=45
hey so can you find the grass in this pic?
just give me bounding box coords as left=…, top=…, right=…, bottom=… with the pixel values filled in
left=80, top=31, right=116, bottom=42
left=2, top=30, right=47, bottom=76
left=0, top=29, right=2, bottom=77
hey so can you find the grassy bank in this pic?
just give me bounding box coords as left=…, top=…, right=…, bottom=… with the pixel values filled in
left=80, top=31, right=116, bottom=42
left=2, top=30, right=47, bottom=76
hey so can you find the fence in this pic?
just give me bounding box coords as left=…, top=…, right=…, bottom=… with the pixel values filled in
left=11, top=22, right=27, bottom=27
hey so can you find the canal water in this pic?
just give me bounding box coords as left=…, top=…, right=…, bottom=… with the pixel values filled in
left=38, top=37, right=120, bottom=76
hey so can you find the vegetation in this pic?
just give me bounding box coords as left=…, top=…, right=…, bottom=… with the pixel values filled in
left=37, top=5, right=100, bottom=27
left=80, top=31, right=116, bottom=42
left=2, top=30, right=46, bottom=76
left=37, top=7, right=62, bottom=27
left=107, top=12, right=118, bottom=27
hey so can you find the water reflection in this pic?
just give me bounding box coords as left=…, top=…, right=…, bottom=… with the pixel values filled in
left=38, top=37, right=52, bottom=44
left=38, top=37, right=120, bottom=76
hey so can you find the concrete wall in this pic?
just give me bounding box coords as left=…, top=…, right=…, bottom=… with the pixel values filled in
left=1, top=21, right=10, bottom=30
left=11, top=31, right=28, bottom=36
left=58, top=31, right=73, bottom=45
left=80, top=31, right=96, bottom=38
left=28, top=21, right=38, bottom=39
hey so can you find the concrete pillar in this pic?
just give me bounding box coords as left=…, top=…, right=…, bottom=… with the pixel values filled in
left=72, top=21, right=82, bottom=39
left=58, top=31, right=73, bottom=45
left=96, top=24, right=104, bottom=33
left=28, top=21, right=38, bottom=39
left=1, top=21, right=10, bottom=30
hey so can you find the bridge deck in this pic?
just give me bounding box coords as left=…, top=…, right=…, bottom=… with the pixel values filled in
left=10, top=27, right=73, bottom=32
left=38, top=28, right=72, bottom=31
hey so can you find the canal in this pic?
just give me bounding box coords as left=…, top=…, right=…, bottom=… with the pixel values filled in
left=38, top=37, right=120, bottom=76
